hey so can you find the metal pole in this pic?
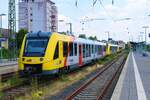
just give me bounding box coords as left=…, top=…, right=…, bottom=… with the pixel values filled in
left=0, top=15, right=3, bottom=62
left=66, top=23, right=72, bottom=35
left=105, top=31, right=110, bottom=41
left=108, top=32, right=110, bottom=40
left=70, top=23, right=72, bottom=35
left=0, top=16, right=2, bottom=35
left=144, top=28, right=147, bottom=44
left=0, top=16, right=2, bottom=62
left=142, top=26, right=149, bottom=50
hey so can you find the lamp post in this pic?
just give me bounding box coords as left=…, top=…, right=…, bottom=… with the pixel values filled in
left=0, top=14, right=6, bottom=62
left=0, top=14, right=6, bottom=35
left=105, top=31, right=110, bottom=41
left=142, top=26, right=149, bottom=50
left=66, top=22, right=73, bottom=35
left=58, top=20, right=73, bottom=35
left=142, top=26, right=149, bottom=44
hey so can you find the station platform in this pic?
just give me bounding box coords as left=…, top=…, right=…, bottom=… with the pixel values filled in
left=111, top=51, right=150, bottom=100
left=0, top=61, right=17, bottom=67
left=0, top=62, right=18, bottom=75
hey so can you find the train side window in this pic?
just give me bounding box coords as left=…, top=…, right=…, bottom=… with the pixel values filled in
left=95, top=45, right=96, bottom=53
left=92, top=45, right=94, bottom=53
left=74, top=43, right=77, bottom=56
left=98, top=45, right=101, bottom=55
left=83, top=44, right=85, bottom=58
left=89, top=45, right=91, bottom=57
left=54, top=42, right=59, bottom=59
left=86, top=44, right=88, bottom=57
left=104, top=46, right=106, bottom=52
left=69, top=42, right=73, bottom=56
left=63, top=42, right=68, bottom=57
left=95, top=45, right=97, bottom=53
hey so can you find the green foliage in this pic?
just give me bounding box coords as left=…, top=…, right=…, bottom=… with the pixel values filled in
left=7, top=73, right=23, bottom=87
left=0, top=76, right=3, bottom=98
left=0, top=34, right=2, bottom=37
left=147, top=45, right=150, bottom=52
left=59, top=32, right=67, bottom=35
left=16, top=29, right=28, bottom=50
left=97, top=52, right=118, bottom=64
left=78, top=34, right=86, bottom=39
left=31, top=77, right=43, bottom=100
left=88, top=36, right=97, bottom=40
left=59, top=74, right=69, bottom=82
left=0, top=48, right=9, bottom=59
left=0, top=48, right=19, bottom=59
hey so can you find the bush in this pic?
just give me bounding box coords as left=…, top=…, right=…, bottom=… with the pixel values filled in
left=0, top=48, right=18, bottom=59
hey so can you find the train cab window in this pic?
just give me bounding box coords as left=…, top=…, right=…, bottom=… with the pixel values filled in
left=69, top=42, right=73, bottom=56
left=63, top=42, right=68, bottom=57
left=54, top=42, right=59, bottom=59
left=74, top=43, right=77, bottom=56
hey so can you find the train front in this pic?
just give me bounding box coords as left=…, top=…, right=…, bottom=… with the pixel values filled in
left=18, top=32, right=51, bottom=76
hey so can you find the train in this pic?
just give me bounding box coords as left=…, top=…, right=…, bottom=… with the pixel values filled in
left=18, top=32, right=123, bottom=76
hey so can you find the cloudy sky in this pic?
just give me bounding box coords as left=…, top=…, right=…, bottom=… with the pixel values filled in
left=1, top=0, right=150, bottom=42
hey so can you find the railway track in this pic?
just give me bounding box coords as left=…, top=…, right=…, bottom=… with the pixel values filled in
left=65, top=54, right=126, bottom=100
left=1, top=52, right=126, bottom=100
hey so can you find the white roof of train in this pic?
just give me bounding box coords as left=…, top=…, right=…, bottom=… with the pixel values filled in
left=74, top=37, right=106, bottom=46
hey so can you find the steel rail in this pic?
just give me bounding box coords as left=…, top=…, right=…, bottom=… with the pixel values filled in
left=65, top=54, right=124, bottom=100
left=97, top=57, right=126, bottom=100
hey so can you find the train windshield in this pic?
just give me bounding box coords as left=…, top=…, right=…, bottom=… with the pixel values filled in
left=23, top=38, right=49, bottom=57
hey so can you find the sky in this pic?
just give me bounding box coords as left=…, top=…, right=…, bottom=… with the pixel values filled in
left=1, top=0, right=150, bottom=43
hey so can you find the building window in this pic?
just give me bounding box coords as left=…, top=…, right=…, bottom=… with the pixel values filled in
left=54, top=42, right=59, bottom=59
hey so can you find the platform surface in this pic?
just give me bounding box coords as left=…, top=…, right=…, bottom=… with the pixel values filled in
left=111, top=51, right=150, bottom=100
left=0, top=61, right=18, bottom=75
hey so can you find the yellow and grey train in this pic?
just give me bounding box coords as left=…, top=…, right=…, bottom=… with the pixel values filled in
left=18, top=32, right=123, bottom=76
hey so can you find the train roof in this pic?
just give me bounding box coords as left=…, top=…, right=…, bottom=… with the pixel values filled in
left=75, top=37, right=106, bottom=46
left=26, top=32, right=52, bottom=38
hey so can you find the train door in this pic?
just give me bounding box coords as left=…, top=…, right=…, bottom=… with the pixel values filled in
left=53, top=41, right=63, bottom=69
left=79, top=44, right=83, bottom=66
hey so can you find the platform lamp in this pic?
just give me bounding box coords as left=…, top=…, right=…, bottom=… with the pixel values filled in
left=142, top=26, right=149, bottom=51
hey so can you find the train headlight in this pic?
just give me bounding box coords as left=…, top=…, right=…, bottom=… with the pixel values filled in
left=40, top=58, right=43, bottom=61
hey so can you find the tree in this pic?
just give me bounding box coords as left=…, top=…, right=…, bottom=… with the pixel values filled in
left=16, top=29, right=28, bottom=50
left=88, top=36, right=97, bottom=40
left=78, top=34, right=86, bottom=39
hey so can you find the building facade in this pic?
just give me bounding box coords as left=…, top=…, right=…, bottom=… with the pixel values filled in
left=19, top=0, right=58, bottom=32
left=0, top=28, right=9, bottom=49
